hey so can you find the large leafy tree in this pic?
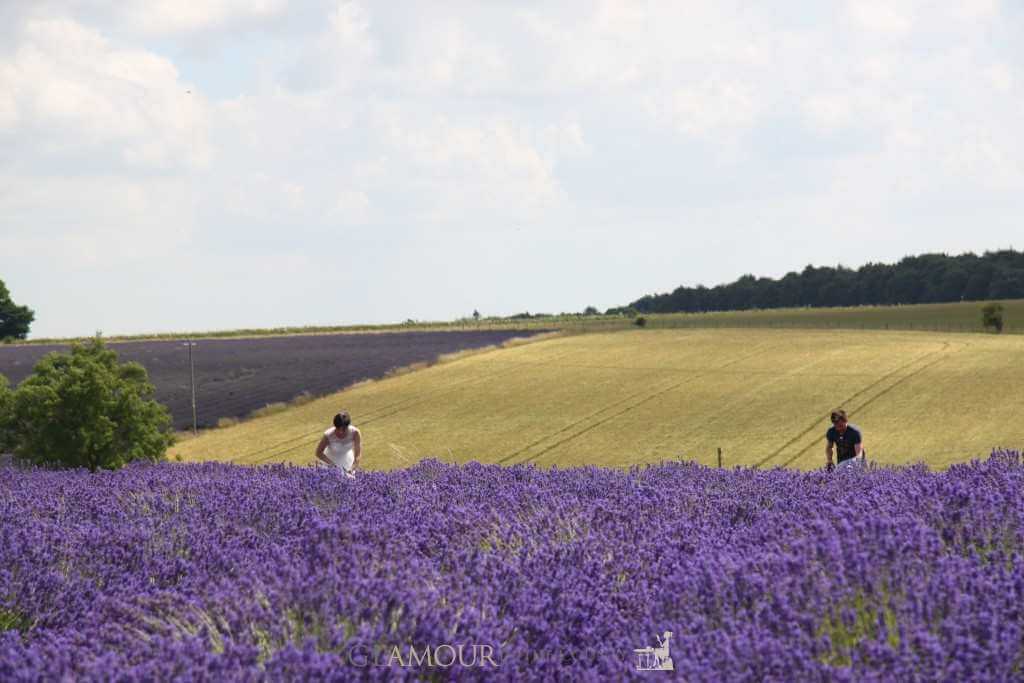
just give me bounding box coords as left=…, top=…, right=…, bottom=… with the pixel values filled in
left=0, top=279, right=34, bottom=340
left=8, top=337, right=173, bottom=471
left=0, top=374, right=13, bottom=452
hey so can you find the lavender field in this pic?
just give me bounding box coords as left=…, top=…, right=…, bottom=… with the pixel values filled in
left=2, top=453, right=1022, bottom=681
left=0, top=330, right=546, bottom=431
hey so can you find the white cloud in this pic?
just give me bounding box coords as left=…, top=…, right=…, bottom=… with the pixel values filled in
left=0, top=174, right=195, bottom=267
left=984, top=63, right=1014, bottom=93
left=278, top=1, right=376, bottom=93
left=846, top=0, right=916, bottom=33
left=0, top=63, right=17, bottom=129
left=520, top=2, right=773, bottom=94
left=376, top=112, right=565, bottom=220
left=946, top=0, right=1000, bottom=22
left=646, top=79, right=759, bottom=140
left=539, top=121, right=589, bottom=158
left=400, top=18, right=509, bottom=94
left=328, top=189, right=371, bottom=224
left=0, top=17, right=210, bottom=169
left=3, top=1, right=1024, bottom=337
left=121, top=0, right=287, bottom=34
left=221, top=174, right=309, bottom=219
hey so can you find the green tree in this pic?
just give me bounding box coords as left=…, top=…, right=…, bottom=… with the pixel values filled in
left=0, top=374, right=13, bottom=452
left=981, top=303, right=1004, bottom=333
left=619, top=249, right=1024, bottom=314
left=7, top=337, right=173, bottom=471
left=0, top=279, right=35, bottom=340
left=582, top=306, right=600, bottom=316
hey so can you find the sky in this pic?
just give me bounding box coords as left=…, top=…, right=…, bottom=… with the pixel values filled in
left=1, top=1, right=1023, bottom=338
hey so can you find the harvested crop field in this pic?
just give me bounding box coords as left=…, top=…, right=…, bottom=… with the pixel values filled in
left=172, top=328, right=1024, bottom=470
left=0, top=330, right=547, bottom=431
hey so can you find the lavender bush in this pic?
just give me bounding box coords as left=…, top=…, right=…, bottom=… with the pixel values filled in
left=1, top=452, right=1022, bottom=681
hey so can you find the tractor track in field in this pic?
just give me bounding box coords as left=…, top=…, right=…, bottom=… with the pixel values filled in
left=776, top=342, right=966, bottom=468
left=505, top=362, right=878, bottom=378
left=235, top=350, right=578, bottom=465
left=231, top=355, right=564, bottom=464
left=225, top=356, right=553, bottom=462
left=661, top=352, right=838, bottom=454
left=500, top=340, right=785, bottom=466
left=754, top=341, right=964, bottom=469
left=228, top=358, right=527, bottom=464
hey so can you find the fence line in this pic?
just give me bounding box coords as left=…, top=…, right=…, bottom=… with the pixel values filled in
left=527, top=316, right=1020, bottom=336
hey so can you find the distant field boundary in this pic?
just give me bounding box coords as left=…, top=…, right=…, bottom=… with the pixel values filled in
left=641, top=317, right=1022, bottom=334
left=10, top=321, right=562, bottom=346
left=639, top=298, right=1024, bottom=335
left=9, top=298, right=1022, bottom=345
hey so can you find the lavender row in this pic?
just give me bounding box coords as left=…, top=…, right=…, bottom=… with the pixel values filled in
left=0, top=330, right=547, bottom=430
left=1, top=452, right=1022, bottom=680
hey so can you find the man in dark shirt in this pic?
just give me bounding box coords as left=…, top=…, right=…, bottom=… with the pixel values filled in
left=825, top=409, right=864, bottom=471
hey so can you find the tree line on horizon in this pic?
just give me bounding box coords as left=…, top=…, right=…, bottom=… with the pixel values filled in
left=612, top=250, right=1024, bottom=315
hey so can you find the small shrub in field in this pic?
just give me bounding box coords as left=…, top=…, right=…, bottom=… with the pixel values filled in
left=634, top=315, right=648, bottom=328
left=437, top=347, right=494, bottom=363
left=290, top=391, right=315, bottom=407
left=385, top=361, right=432, bottom=378
left=250, top=402, right=288, bottom=419
left=345, top=378, right=377, bottom=392
left=502, top=331, right=560, bottom=348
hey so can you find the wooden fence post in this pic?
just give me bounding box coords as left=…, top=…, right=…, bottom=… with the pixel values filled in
left=717, top=447, right=723, bottom=469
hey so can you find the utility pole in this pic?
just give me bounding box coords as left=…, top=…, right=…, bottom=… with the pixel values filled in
left=184, top=339, right=198, bottom=435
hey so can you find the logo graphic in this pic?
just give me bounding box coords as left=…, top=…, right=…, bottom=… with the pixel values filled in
left=634, top=631, right=674, bottom=672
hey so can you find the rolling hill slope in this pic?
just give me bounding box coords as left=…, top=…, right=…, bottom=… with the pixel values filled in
left=170, top=328, right=1024, bottom=470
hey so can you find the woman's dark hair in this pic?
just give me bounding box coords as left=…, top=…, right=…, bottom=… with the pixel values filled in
left=333, top=411, right=351, bottom=430
left=830, top=409, right=848, bottom=424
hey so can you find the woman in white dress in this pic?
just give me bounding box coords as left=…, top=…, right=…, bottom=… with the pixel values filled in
left=314, top=411, right=362, bottom=478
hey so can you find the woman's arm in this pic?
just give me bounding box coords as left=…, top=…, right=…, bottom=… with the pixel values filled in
left=352, top=430, right=362, bottom=470
left=314, top=436, right=331, bottom=466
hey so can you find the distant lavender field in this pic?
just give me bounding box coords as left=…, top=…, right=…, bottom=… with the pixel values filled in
left=0, top=330, right=545, bottom=431
left=2, top=453, right=1022, bottom=680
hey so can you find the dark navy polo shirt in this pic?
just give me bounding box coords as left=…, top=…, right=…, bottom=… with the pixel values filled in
left=826, top=423, right=862, bottom=462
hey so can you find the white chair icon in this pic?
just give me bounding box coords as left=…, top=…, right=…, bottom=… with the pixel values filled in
left=633, top=631, right=674, bottom=671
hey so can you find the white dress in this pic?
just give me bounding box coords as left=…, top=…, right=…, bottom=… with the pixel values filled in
left=323, top=426, right=358, bottom=472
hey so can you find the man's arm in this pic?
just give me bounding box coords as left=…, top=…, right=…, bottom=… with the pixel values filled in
left=314, top=436, right=331, bottom=466
left=351, top=430, right=362, bottom=471
left=851, top=428, right=864, bottom=459
left=825, top=441, right=834, bottom=471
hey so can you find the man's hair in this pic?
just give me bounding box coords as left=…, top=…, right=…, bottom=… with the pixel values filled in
left=333, top=411, right=351, bottom=430
left=830, top=409, right=848, bottom=424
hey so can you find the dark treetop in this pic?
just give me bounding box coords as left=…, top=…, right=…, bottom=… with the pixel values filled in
left=621, top=249, right=1024, bottom=314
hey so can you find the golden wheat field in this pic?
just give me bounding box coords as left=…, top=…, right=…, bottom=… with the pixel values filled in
left=169, top=328, right=1024, bottom=470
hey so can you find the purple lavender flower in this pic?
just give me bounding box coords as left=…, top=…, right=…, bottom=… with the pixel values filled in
left=1, top=451, right=1022, bottom=680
